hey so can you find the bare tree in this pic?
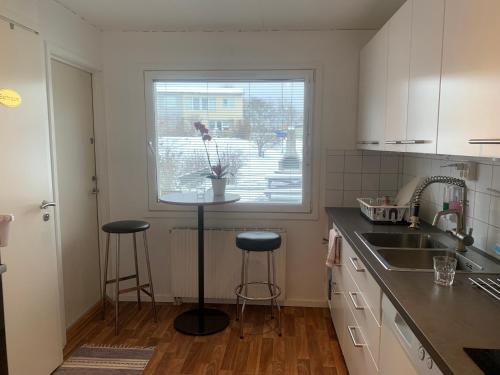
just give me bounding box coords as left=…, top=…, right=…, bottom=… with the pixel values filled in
left=244, top=98, right=281, bottom=157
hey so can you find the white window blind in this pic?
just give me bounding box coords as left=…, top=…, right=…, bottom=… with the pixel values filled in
left=147, top=70, right=312, bottom=210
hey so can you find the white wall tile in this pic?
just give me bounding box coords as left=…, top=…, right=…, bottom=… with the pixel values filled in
left=476, top=163, right=493, bottom=194
left=474, top=192, right=491, bottom=223
left=326, top=155, right=345, bottom=173
left=379, top=173, right=398, bottom=191
left=486, top=226, right=500, bottom=259
left=326, top=173, right=343, bottom=190
left=343, top=191, right=361, bottom=207
left=492, top=165, right=500, bottom=196
left=325, top=190, right=343, bottom=207
left=465, top=190, right=475, bottom=219
left=473, top=219, right=489, bottom=252
left=362, top=154, right=381, bottom=173
left=361, top=173, right=379, bottom=191
left=343, top=173, right=362, bottom=190
left=489, top=195, right=500, bottom=228
left=361, top=190, right=379, bottom=198
left=345, top=155, right=362, bottom=172
left=380, top=155, right=399, bottom=173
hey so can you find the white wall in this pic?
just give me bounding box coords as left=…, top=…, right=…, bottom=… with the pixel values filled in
left=101, top=30, right=372, bottom=306
left=38, top=0, right=102, bottom=69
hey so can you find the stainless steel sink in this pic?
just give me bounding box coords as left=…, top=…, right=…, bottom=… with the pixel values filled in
left=376, top=248, right=482, bottom=272
left=355, top=231, right=500, bottom=273
left=361, top=232, right=447, bottom=249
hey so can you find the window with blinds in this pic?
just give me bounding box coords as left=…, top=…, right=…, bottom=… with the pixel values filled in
left=146, top=70, right=313, bottom=211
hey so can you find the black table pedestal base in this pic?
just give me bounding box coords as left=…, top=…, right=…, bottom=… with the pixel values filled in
left=174, top=308, right=229, bottom=336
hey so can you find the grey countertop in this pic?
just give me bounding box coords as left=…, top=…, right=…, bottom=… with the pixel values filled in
left=327, top=207, right=500, bottom=375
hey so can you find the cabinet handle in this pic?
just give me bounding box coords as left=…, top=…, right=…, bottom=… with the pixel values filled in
left=349, top=257, right=365, bottom=272
left=348, top=291, right=364, bottom=310
left=332, top=281, right=342, bottom=295
left=384, top=140, right=404, bottom=144
left=357, top=141, right=380, bottom=145
left=347, top=326, right=366, bottom=347
left=402, top=140, right=429, bottom=144
left=468, top=139, right=500, bottom=144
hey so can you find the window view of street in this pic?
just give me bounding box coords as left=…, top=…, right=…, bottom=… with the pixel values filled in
left=153, top=79, right=305, bottom=204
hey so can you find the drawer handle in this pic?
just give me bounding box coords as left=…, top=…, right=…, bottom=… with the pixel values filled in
left=357, top=141, right=380, bottom=145
left=347, top=325, right=366, bottom=347
left=348, top=291, right=364, bottom=310
left=349, top=257, right=365, bottom=272
left=468, top=138, right=500, bottom=144
left=332, top=281, right=342, bottom=295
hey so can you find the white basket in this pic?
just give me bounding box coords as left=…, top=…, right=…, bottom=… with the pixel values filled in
left=357, top=198, right=408, bottom=223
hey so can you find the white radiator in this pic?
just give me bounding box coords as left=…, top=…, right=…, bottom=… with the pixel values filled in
left=170, top=228, right=286, bottom=302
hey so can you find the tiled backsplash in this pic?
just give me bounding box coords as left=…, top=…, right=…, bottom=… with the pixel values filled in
left=399, top=153, right=500, bottom=260
left=325, top=149, right=500, bottom=259
left=325, top=149, right=403, bottom=207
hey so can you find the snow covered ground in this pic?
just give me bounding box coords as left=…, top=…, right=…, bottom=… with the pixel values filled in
left=157, top=136, right=303, bottom=203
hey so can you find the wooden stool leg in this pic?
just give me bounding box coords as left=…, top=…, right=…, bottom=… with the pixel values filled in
left=143, top=231, right=158, bottom=322
left=102, top=233, right=110, bottom=319
left=132, top=233, right=141, bottom=310
left=114, top=234, right=120, bottom=335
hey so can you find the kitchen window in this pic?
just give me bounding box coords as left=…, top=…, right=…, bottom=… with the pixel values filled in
left=145, top=70, right=313, bottom=213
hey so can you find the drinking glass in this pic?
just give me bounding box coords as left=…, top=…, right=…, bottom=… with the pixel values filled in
left=433, top=256, right=457, bottom=286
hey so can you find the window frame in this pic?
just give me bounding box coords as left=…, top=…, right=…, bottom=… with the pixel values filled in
left=145, top=69, right=314, bottom=214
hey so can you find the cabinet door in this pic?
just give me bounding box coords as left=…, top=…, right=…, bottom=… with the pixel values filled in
left=438, top=0, right=500, bottom=157
left=384, top=0, right=412, bottom=152
left=406, top=0, right=445, bottom=154
left=357, top=25, right=388, bottom=150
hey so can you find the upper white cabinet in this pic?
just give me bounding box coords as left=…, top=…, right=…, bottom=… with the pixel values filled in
left=357, top=24, right=388, bottom=151
left=384, top=0, right=412, bottom=152
left=406, top=0, right=445, bottom=154
left=438, top=0, right=500, bottom=157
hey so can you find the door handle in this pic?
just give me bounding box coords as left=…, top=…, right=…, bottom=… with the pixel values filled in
left=40, top=200, right=56, bottom=209
left=91, top=187, right=99, bottom=195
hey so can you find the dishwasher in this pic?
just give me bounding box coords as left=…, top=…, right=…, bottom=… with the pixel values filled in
left=380, top=294, right=443, bottom=375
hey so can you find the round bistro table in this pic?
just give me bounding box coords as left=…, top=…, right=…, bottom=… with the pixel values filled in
left=159, top=191, right=240, bottom=335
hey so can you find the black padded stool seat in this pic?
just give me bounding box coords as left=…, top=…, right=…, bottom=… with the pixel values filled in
left=102, top=220, right=150, bottom=234
left=236, top=231, right=281, bottom=252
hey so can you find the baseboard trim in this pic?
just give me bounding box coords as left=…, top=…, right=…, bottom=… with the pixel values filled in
left=64, top=299, right=108, bottom=357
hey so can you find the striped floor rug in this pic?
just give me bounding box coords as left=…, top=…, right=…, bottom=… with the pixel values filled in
left=54, top=344, right=155, bottom=374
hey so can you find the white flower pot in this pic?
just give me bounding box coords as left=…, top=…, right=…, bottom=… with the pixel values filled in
left=211, top=178, right=227, bottom=196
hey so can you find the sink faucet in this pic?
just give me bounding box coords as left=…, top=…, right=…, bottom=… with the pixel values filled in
left=408, top=176, right=474, bottom=252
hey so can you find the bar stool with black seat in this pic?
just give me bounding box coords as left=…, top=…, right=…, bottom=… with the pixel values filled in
left=101, top=220, right=158, bottom=334
left=234, top=231, right=282, bottom=339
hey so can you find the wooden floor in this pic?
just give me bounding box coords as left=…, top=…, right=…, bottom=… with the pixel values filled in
left=65, top=302, right=347, bottom=375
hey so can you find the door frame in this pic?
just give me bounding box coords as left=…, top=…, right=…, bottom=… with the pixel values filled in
left=44, top=42, right=109, bottom=346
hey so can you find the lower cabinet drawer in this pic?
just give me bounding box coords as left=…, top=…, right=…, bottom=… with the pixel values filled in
left=343, top=265, right=380, bottom=369
left=342, top=299, right=378, bottom=375
left=342, top=238, right=382, bottom=324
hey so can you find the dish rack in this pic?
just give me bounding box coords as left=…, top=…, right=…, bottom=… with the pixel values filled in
left=469, top=277, right=500, bottom=302
left=357, top=198, right=409, bottom=224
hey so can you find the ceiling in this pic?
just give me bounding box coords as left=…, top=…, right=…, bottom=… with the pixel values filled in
left=54, top=0, right=406, bottom=31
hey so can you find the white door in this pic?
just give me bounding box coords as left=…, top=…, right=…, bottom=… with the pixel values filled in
left=51, top=60, right=101, bottom=329
left=0, top=21, right=63, bottom=374
left=384, top=0, right=412, bottom=152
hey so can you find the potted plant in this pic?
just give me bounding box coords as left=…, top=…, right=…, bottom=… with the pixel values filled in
left=194, top=121, right=229, bottom=196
